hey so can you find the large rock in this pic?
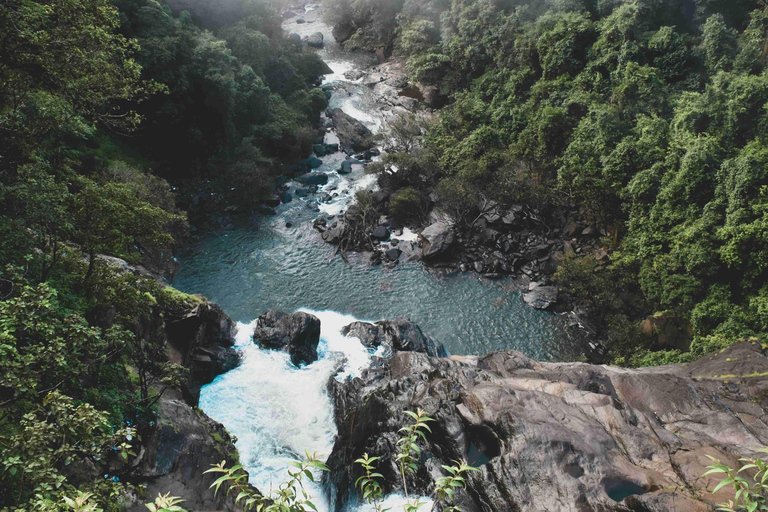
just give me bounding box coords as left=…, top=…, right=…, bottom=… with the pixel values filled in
left=321, top=219, right=346, bottom=244
left=164, top=300, right=239, bottom=404
left=522, top=284, right=558, bottom=309
left=307, top=31, right=324, bottom=48
left=327, top=108, right=374, bottom=152
left=325, top=340, right=768, bottom=512
left=341, top=318, right=447, bottom=358
left=128, top=393, right=252, bottom=512
left=332, top=22, right=356, bottom=43
left=296, top=172, right=329, bottom=186
left=419, top=221, right=454, bottom=259
left=253, top=310, right=321, bottom=366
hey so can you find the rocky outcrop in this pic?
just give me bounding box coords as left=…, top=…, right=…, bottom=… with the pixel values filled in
left=332, top=22, right=356, bottom=43
left=522, top=282, right=558, bottom=309
left=327, top=108, right=374, bottom=153
left=419, top=221, right=454, bottom=260
left=342, top=318, right=447, bottom=358
left=326, top=338, right=768, bottom=512
left=253, top=310, right=321, bottom=366
left=92, top=259, right=245, bottom=511
left=164, top=299, right=238, bottom=405
left=128, top=392, right=252, bottom=512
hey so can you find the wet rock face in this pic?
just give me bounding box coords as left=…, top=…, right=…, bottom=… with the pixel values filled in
left=128, top=393, right=253, bottom=512
left=342, top=318, right=447, bottom=358
left=155, top=294, right=238, bottom=406
left=419, top=221, right=454, bottom=260
left=325, top=339, right=768, bottom=512
left=327, top=108, right=374, bottom=152
left=253, top=310, right=321, bottom=366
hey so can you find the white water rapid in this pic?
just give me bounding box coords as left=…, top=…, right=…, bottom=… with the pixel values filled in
left=198, top=311, right=432, bottom=512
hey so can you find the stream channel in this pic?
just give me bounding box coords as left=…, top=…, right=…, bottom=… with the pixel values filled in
left=171, top=6, right=589, bottom=510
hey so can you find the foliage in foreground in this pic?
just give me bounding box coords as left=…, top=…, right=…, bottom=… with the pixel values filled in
left=705, top=449, right=768, bottom=511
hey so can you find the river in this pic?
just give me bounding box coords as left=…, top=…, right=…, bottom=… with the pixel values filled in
left=171, top=5, right=587, bottom=510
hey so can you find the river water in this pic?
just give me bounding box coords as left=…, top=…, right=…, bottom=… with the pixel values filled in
left=171, top=5, right=586, bottom=510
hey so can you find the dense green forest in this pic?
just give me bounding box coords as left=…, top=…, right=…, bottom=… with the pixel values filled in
left=0, top=0, right=328, bottom=507
left=330, top=0, right=768, bottom=365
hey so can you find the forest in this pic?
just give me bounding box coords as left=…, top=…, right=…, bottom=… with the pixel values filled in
left=0, top=0, right=328, bottom=507
left=328, top=0, right=768, bottom=365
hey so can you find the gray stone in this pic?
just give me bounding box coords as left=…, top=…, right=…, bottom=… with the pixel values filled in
left=371, top=225, right=390, bottom=241
left=253, top=310, right=320, bottom=366
left=307, top=31, right=324, bottom=48
left=419, top=221, right=454, bottom=259
left=296, top=172, right=328, bottom=185
left=385, top=248, right=401, bottom=260
left=326, top=332, right=768, bottom=512
left=523, top=284, right=558, bottom=309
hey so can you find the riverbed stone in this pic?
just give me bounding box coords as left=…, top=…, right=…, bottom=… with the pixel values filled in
left=321, top=219, right=346, bottom=244
left=341, top=318, right=446, bottom=357
left=327, top=108, right=374, bottom=152
left=253, top=310, right=320, bottom=366
left=337, top=160, right=353, bottom=174
left=419, top=221, right=454, bottom=260
left=523, top=284, right=558, bottom=309
left=385, top=248, right=401, bottom=261
left=296, top=172, right=328, bottom=186
left=371, top=225, right=390, bottom=241
left=307, top=32, right=324, bottom=48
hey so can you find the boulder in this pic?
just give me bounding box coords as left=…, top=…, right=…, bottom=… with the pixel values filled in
left=337, top=160, right=353, bottom=174
left=341, top=318, right=446, bottom=357
left=296, top=17, right=305, bottom=24
left=321, top=219, right=346, bottom=244
left=280, top=191, right=293, bottom=204
left=325, top=336, right=768, bottom=512
left=307, top=156, right=323, bottom=169
left=294, top=184, right=316, bottom=197
left=253, top=310, right=320, bottom=366
left=419, top=221, right=454, bottom=260
left=327, top=108, right=374, bottom=152
left=296, top=172, right=328, bottom=186
left=163, top=300, right=238, bottom=405
left=371, top=225, right=390, bottom=241
left=307, top=31, right=324, bottom=48
left=313, top=144, right=327, bottom=156
left=332, top=22, right=356, bottom=43
left=385, top=247, right=401, bottom=261
left=288, top=32, right=301, bottom=44
left=523, top=284, right=558, bottom=309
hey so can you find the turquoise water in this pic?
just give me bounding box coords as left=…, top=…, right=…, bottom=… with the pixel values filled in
left=173, top=208, right=585, bottom=360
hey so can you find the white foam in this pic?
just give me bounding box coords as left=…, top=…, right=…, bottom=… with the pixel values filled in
left=199, top=311, right=376, bottom=511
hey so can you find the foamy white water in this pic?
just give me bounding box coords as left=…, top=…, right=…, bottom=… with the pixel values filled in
left=199, top=310, right=375, bottom=511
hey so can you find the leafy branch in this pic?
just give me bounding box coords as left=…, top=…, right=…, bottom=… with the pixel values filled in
left=705, top=449, right=768, bottom=511
left=396, top=409, right=433, bottom=500
left=204, top=451, right=329, bottom=512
